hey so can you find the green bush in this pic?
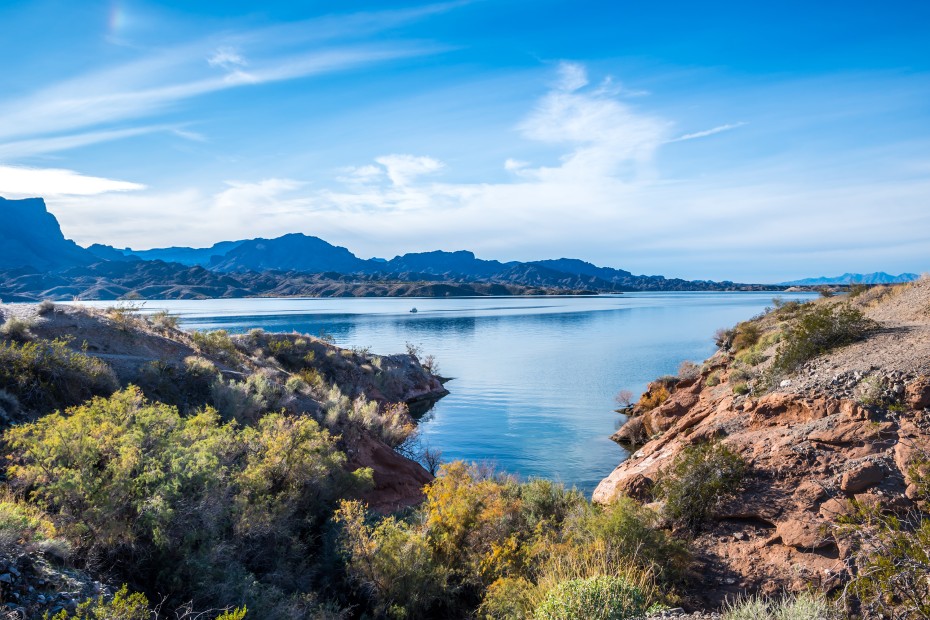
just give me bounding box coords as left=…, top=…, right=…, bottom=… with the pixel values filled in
left=191, top=329, right=239, bottom=361
left=534, top=575, right=646, bottom=620
left=5, top=387, right=367, bottom=614
left=657, top=442, right=748, bottom=532
left=1, top=316, right=33, bottom=341
left=772, top=303, right=877, bottom=374
left=0, top=338, right=118, bottom=417
left=479, top=577, right=537, bottom=620
left=336, top=500, right=453, bottom=619
left=722, top=592, right=836, bottom=620
left=731, top=323, right=760, bottom=352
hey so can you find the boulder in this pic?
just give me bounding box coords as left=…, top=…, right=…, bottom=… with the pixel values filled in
left=841, top=462, right=885, bottom=494
left=906, top=376, right=930, bottom=409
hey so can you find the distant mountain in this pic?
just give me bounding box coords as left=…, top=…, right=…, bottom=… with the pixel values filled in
left=209, top=234, right=369, bottom=273
left=0, top=195, right=785, bottom=300
left=379, top=250, right=513, bottom=279
left=130, top=240, right=246, bottom=266
left=0, top=197, right=96, bottom=271
left=86, top=244, right=141, bottom=262
left=781, top=272, right=920, bottom=286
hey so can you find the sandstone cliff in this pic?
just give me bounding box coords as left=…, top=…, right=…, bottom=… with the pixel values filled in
left=594, top=279, right=930, bottom=605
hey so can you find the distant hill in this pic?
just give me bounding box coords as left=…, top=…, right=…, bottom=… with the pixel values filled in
left=131, top=240, right=246, bottom=266
left=209, top=234, right=369, bottom=273
left=0, top=197, right=96, bottom=271
left=0, top=195, right=788, bottom=299
left=781, top=272, right=921, bottom=286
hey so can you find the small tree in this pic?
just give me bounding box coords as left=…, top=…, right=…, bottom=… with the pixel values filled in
left=614, top=390, right=634, bottom=410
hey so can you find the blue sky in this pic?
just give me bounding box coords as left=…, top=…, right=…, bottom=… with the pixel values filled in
left=1, top=0, right=928, bottom=282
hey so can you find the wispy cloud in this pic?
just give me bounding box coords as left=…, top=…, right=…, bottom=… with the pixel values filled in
left=670, top=121, right=747, bottom=142
left=0, top=4, right=456, bottom=159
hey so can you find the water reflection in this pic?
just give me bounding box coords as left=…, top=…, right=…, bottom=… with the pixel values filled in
left=78, top=292, right=814, bottom=494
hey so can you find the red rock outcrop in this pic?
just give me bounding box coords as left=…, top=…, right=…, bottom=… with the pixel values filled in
left=596, top=368, right=930, bottom=604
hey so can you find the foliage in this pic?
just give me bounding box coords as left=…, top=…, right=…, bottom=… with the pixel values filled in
left=771, top=303, right=877, bottom=374
left=677, top=361, right=700, bottom=382
left=148, top=310, right=180, bottom=330
left=731, top=323, right=761, bottom=352
left=336, top=462, right=675, bottom=619
left=732, top=382, right=750, bottom=396
left=191, top=330, right=239, bottom=362
left=336, top=500, right=453, bottom=619
left=37, top=299, right=57, bottom=316
left=47, top=585, right=248, bottom=620
left=533, top=575, right=646, bottom=620
left=5, top=387, right=368, bottom=615
left=704, top=372, right=721, bottom=387
left=1, top=316, right=33, bottom=341
left=839, top=500, right=930, bottom=619
left=721, top=592, right=836, bottom=620
left=0, top=337, right=119, bottom=417
left=657, top=442, right=748, bottom=532
left=638, top=386, right=669, bottom=412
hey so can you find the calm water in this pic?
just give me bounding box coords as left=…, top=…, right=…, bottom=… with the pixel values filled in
left=81, top=292, right=811, bottom=494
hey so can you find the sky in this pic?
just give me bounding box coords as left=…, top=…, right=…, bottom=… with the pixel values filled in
left=1, top=0, right=929, bottom=283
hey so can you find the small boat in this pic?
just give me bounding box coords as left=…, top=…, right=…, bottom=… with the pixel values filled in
left=410, top=307, right=418, bottom=313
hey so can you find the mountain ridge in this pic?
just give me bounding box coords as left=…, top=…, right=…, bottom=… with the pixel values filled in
left=1, top=195, right=786, bottom=299
left=781, top=272, right=920, bottom=286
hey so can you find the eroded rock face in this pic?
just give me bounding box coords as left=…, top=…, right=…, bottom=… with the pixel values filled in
left=594, top=372, right=930, bottom=605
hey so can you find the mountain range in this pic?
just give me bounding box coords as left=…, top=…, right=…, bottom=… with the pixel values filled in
left=781, top=272, right=921, bottom=286
left=2, top=195, right=778, bottom=301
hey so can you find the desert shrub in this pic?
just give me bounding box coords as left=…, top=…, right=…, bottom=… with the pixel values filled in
left=210, top=371, right=286, bottom=424
left=705, top=372, right=721, bottom=387
left=722, top=592, right=837, bottom=620
left=731, top=323, right=761, bottom=352
left=336, top=500, right=453, bottom=619
left=565, top=497, right=688, bottom=584
left=0, top=316, right=33, bottom=341
left=732, top=383, right=750, bottom=395
left=285, top=375, right=309, bottom=394
left=657, top=442, right=748, bottom=532
left=534, top=575, right=647, bottom=620
left=677, top=361, right=700, bottom=382
left=771, top=304, right=877, bottom=374
left=735, top=348, right=766, bottom=367
left=0, top=338, right=118, bottom=416
left=37, top=299, right=56, bottom=315
left=148, top=310, right=180, bottom=330
left=614, top=390, right=634, bottom=409
left=856, top=375, right=884, bottom=406
left=838, top=500, right=930, bottom=620
left=714, top=327, right=735, bottom=349
left=50, top=585, right=248, bottom=620
left=191, top=329, right=239, bottom=362
left=0, top=494, right=62, bottom=556
left=5, top=387, right=367, bottom=613
left=849, top=284, right=869, bottom=298
left=135, top=356, right=220, bottom=413
left=638, top=386, right=669, bottom=412
left=107, top=304, right=144, bottom=330
left=479, top=577, right=537, bottom=620
left=335, top=462, right=669, bottom=619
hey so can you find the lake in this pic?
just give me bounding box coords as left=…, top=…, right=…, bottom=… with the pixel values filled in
left=83, top=292, right=812, bottom=494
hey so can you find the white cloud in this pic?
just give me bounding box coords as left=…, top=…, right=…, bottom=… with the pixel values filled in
left=207, top=46, right=246, bottom=70
left=504, top=158, right=529, bottom=171
left=36, top=62, right=930, bottom=282
left=374, top=154, right=445, bottom=186
left=0, top=165, right=145, bottom=197
left=555, top=61, right=588, bottom=92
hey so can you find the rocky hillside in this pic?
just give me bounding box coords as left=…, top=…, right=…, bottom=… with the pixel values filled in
left=0, top=302, right=447, bottom=511
left=594, top=279, right=930, bottom=606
